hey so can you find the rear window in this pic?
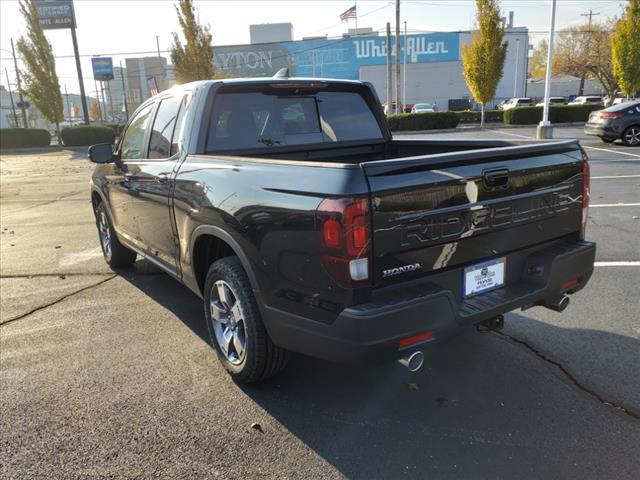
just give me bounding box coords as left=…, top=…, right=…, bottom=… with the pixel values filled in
left=206, top=90, right=383, bottom=151
left=604, top=100, right=639, bottom=112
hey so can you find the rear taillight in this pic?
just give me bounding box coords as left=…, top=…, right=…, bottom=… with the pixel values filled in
left=599, top=112, right=623, bottom=119
left=581, top=152, right=590, bottom=240
left=317, top=197, right=371, bottom=287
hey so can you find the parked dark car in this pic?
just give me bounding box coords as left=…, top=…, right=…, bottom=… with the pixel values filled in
left=584, top=100, right=640, bottom=146
left=88, top=76, right=595, bottom=383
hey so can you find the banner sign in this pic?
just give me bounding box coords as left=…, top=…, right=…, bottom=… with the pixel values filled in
left=214, top=32, right=460, bottom=79
left=35, top=0, right=75, bottom=30
left=91, top=57, right=114, bottom=81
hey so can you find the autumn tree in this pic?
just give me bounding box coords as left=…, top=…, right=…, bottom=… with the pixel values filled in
left=170, top=0, right=216, bottom=83
left=16, top=0, right=63, bottom=139
left=89, top=101, right=101, bottom=122
left=529, top=39, right=548, bottom=79
left=612, top=0, right=640, bottom=98
left=461, top=0, right=507, bottom=126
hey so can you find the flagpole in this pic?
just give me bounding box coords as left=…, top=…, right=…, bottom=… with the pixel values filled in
left=355, top=2, right=358, bottom=30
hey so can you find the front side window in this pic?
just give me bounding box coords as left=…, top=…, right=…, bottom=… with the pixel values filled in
left=148, top=96, right=183, bottom=159
left=120, top=104, right=154, bottom=160
left=206, top=90, right=382, bottom=151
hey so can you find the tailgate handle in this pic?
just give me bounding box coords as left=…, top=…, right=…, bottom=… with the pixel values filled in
left=483, top=168, right=510, bottom=189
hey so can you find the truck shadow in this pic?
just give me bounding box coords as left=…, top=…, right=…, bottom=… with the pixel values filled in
left=122, top=265, right=640, bottom=479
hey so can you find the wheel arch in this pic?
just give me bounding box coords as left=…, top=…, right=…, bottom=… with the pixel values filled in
left=189, top=226, right=263, bottom=304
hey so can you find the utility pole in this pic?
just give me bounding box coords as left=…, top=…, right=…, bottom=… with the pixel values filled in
left=579, top=9, right=600, bottom=96
left=394, top=0, right=401, bottom=113
left=10, top=38, right=28, bottom=128
left=156, top=35, right=161, bottom=58
left=403, top=20, right=407, bottom=110
left=386, top=23, right=392, bottom=114
left=537, top=0, right=557, bottom=139
left=63, top=84, right=72, bottom=123
left=4, top=68, right=19, bottom=127
left=120, top=60, right=129, bottom=121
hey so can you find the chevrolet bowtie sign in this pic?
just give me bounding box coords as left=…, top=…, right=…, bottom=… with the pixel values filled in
left=35, top=0, right=75, bottom=30
left=91, top=57, right=114, bottom=81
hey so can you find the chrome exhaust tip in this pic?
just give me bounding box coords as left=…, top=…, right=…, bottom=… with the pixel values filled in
left=398, top=350, right=424, bottom=372
left=547, top=295, right=570, bottom=312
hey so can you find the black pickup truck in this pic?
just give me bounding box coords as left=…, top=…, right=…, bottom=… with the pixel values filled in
left=89, top=77, right=595, bottom=383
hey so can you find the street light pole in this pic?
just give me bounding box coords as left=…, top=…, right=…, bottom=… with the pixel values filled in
left=537, top=0, right=557, bottom=139
left=63, top=84, right=72, bottom=123
left=10, top=38, right=28, bottom=128
left=4, top=68, right=19, bottom=127
left=513, top=38, right=520, bottom=98
left=403, top=20, right=407, bottom=110
left=120, top=60, right=129, bottom=121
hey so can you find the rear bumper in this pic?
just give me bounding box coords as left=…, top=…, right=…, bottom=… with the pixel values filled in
left=263, top=240, right=596, bottom=365
left=584, top=123, right=619, bottom=139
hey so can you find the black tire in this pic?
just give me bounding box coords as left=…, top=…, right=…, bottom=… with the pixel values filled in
left=599, top=136, right=615, bottom=143
left=621, top=125, right=640, bottom=146
left=94, top=202, right=137, bottom=268
left=204, top=257, right=289, bottom=383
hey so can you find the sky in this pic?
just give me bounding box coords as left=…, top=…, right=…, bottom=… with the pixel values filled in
left=0, top=0, right=628, bottom=96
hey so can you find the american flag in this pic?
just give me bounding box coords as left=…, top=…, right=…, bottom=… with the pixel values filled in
left=340, top=5, right=357, bottom=22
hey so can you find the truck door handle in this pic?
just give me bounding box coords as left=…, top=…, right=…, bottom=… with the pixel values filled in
left=156, top=173, right=169, bottom=184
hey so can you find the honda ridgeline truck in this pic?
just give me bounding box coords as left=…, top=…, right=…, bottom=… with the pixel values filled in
left=88, top=76, right=595, bottom=383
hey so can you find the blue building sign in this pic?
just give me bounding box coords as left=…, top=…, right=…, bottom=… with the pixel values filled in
left=214, top=32, right=460, bottom=79
left=35, top=0, right=75, bottom=30
left=91, top=57, right=114, bottom=81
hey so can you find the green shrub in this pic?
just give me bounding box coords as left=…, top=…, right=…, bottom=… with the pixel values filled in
left=0, top=128, right=51, bottom=149
left=387, top=112, right=460, bottom=131
left=455, top=110, right=504, bottom=124
left=503, top=104, right=602, bottom=125
left=61, top=125, right=115, bottom=146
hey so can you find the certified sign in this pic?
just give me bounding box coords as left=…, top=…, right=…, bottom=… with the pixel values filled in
left=91, top=57, right=114, bottom=81
left=35, top=0, right=75, bottom=30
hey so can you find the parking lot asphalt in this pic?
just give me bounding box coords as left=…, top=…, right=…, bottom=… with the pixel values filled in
left=1, top=126, right=639, bottom=479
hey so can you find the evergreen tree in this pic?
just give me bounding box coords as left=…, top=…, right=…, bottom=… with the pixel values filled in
left=612, top=0, right=640, bottom=98
left=16, top=0, right=64, bottom=138
left=170, top=0, right=216, bottom=83
left=461, top=0, right=508, bottom=126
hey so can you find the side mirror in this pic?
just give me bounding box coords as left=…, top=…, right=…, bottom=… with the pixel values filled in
left=88, top=143, right=114, bottom=164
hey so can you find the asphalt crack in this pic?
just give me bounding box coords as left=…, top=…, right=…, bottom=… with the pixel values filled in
left=494, top=330, right=639, bottom=420
left=0, top=275, right=117, bottom=327
left=0, top=272, right=162, bottom=279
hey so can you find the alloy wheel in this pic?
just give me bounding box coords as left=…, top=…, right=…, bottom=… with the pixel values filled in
left=98, top=209, right=112, bottom=261
left=209, top=280, right=247, bottom=365
left=624, top=127, right=640, bottom=146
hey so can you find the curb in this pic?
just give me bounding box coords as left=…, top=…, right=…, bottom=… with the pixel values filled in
left=392, top=122, right=586, bottom=135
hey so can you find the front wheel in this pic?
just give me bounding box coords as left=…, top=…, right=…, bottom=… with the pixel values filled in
left=622, top=126, right=640, bottom=146
left=599, top=136, right=615, bottom=143
left=204, top=257, right=289, bottom=383
left=94, top=202, right=136, bottom=268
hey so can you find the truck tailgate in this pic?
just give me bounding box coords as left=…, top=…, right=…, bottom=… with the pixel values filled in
left=361, top=140, right=586, bottom=285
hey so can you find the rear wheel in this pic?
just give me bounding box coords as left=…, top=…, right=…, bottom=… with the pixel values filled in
left=622, top=126, right=640, bottom=146
left=94, top=202, right=136, bottom=268
left=204, top=257, right=288, bottom=383
left=599, top=136, right=615, bottom=143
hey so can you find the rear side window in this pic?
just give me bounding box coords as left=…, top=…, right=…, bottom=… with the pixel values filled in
left=148, top=96, right=183, bottom=159
left=206, top=90, right=382, bottom=151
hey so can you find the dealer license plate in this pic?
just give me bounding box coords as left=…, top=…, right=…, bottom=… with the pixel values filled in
left=463, top=257, right=506, bottom=298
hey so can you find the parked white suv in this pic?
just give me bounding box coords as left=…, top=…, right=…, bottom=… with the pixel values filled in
left=499, top=98, right=533, bottom=110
